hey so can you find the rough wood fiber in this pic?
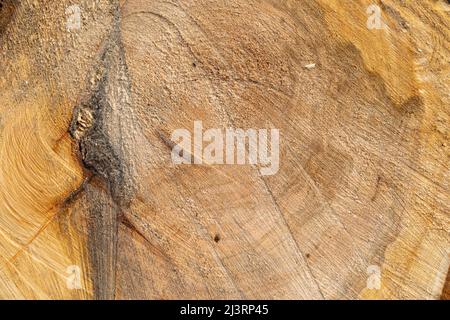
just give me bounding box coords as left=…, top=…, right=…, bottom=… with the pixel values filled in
left=0, top=0, right=448, bottom=299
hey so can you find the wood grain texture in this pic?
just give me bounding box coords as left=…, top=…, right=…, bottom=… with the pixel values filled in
left=0, top=0, right=448, bottom=299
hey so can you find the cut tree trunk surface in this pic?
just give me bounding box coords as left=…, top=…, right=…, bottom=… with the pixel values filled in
left=0, top=0, right=448, bottom=299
